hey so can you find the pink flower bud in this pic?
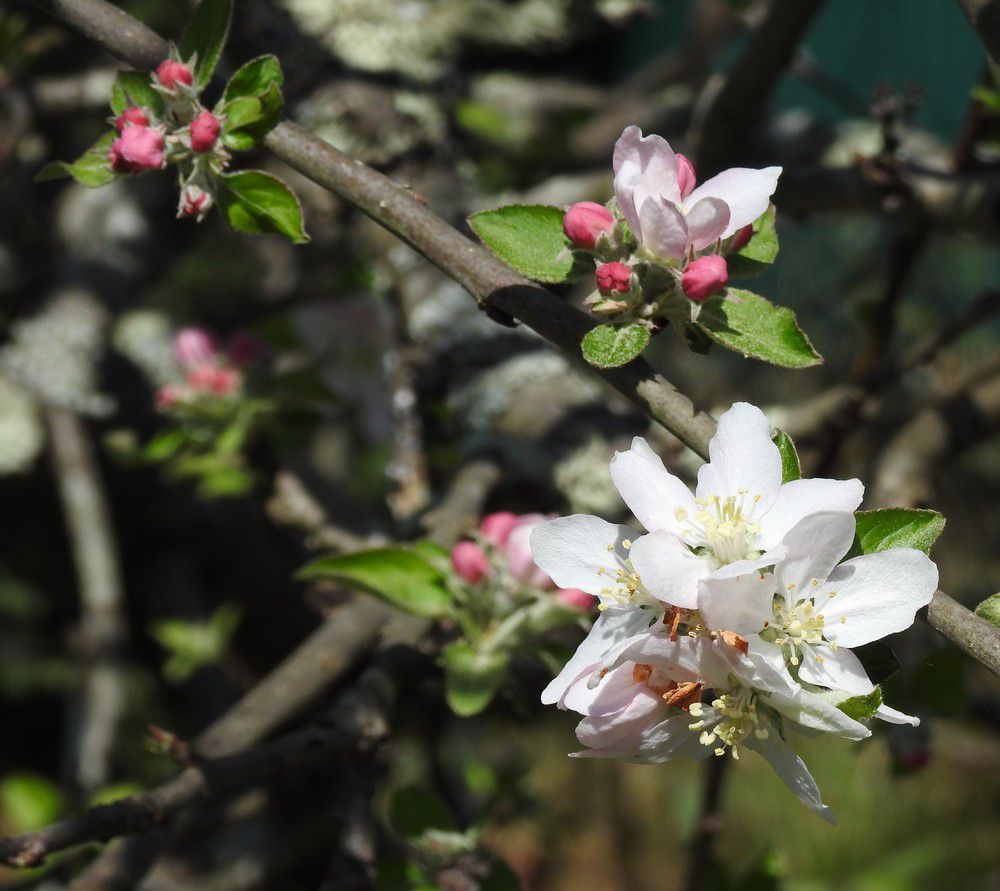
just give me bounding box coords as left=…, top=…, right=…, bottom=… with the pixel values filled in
left=557, top=588, right=595, bottom=611
left=187, top=364, right=241, bottom=396
left=115, top=106, right=149, bottom=133
left=155, top=383, right=185, bottom=410
left=563, top=202, right=615, bottom=250
left=450, top=541, right=489, bottom=585
left=189, top=111, right=221, bottom=153
left=177, top=185, right=212, bottom=220
left=503, top=515, right=553, bottom=588
left=728, top=224, right=753, bottom=252
left=173, top=327, right=217, bottom=370
left=681, top=255, right=728, bottom=302
left=676, top=153, right=696, bottom=200
left=156, top=59, right=193, bottom=91
left=595, top=262, right=631, bottom=294
left=108, top=125, right=165, bottom=174
left=480, top=511, right=519, bottom=547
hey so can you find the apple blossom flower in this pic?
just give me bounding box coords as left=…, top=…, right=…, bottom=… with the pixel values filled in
left=613, top=126, right=780, bottom=261
left=156, top=59, right=193, bottom=91
left=681, top=255, right=728, bottom=301
left=610, top=403, right=863, bottom=609
left=568, top=634, right=870, bottom=821
left=115, top=106, right=149, bottom=133
left=108, top=125, right=165, bottom=173
left=563, top=202, right=615, bottom=250
left=451, top=540, right=489, bottom=585
left=595, top=262, right=632, bottom=294
left=698, top=510, right=937, bottom=724
left=189, top=111, right=222, bottom=153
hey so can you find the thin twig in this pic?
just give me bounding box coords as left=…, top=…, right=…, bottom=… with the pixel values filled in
left=683, top=756, right=729, bottom=891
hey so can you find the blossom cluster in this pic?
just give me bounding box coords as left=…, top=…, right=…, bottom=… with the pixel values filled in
left=156, top=327, right=264, bottom=410
left=530, top=403, right=938, bottom=820
left=108, top=55, right=228, bottom=220
left=451, top=512, right=594, bottom=612
left=562, top=127, right=780, bottom=325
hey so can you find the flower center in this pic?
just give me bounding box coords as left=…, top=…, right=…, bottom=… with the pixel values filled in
left=675, top=490, right=762, bottom=567
left=688, top=688, right=769, bottom=759
left=773, top=595, right=827, bottom=666
left=595, top=542, right=658, bottom=610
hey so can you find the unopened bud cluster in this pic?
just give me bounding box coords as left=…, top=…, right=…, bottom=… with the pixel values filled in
left=563, top=128, right=780, bottom=328
left=155, top=327, right=266, bottom=410
left=107, top=54, right=229, bottom=222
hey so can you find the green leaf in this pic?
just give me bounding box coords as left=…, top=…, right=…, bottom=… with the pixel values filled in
left=218, top=170, right=309, bottom=243
left=974, top=593, right=1000, bottom=629
left=297, top=547, right=453, bottom=619
left=36, top=131, right=116, bottom=188
left=110, top=71, right=164, bottom=116
left=179, top=0, right=233, bottom=89
left=149, top=604, right=241, bottom=682
left=441, top=642, right=509, bottom=716
left=727, top=205, right=778, bottom=279
left=848, top=509, right=946, bottom=558
left=223, top=54, right=283, bottom=103
left=772, top=429, right=801, bottom=483
left=853, top=642, right=900, bottom=685
left=0, top=774, right=65, bottom=832
left=836, top=686, right=882, bottom=721
left=580, top=323, right=650, bottom=368
left=468, top=204, right=585, bottom=283
left=221, top=82, right=283, bottom=151
left=697, top=288, right=822, bottom=368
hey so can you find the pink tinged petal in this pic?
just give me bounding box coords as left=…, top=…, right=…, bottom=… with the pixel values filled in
left=695, top=402, right=782, bottom=510
left=612, top=126, right=681, bottom=234
left=557, top=588, right=595, bottom=611
left=480, top=511, right=519, bottom=546
left=876, top=704, right=920, bottom=727
left=773, top=511, right=857, bottom=595
left=796, top=644, right=874, bottom=695
left=684, top=197, right=730, bottom=251
left=757, top=477, right=864, bottom=551
left=609, top=436, right=697, bottom=536
left=545, top=607, right=656, bottom=708
left=816, top=549, right=938, bottom=648
left=573, top=712, right=712, bottom=763
left=636, top=196, right=688, bottom=260
left=675, top=153, right=696, bottom=200
left=614, top=633, right=729, bottom=688
left=575, top=665, right=664, bottom=747
left=505, top=519, right=552, bottom=587
left=628, top=530, right=709, bottom=609
left=745, top=732, right=835, bottom=824
left=698, top=570, right=776, bottom=636
left=686, top=166, right=782, bottom=238
left=529, top=515, right=632, bottom=596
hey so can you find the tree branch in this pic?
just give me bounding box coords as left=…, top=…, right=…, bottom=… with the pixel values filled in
left=957, top=0, right=1000, bottom=66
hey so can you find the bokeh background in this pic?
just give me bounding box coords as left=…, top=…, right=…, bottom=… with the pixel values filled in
left=0, top=0, right=997, bottom=888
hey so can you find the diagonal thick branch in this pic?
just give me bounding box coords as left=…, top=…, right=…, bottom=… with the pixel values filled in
left=23, top=0, right=1000, bottom=691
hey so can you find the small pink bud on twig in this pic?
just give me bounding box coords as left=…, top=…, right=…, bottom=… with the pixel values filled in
left=595, top=261, right=631, bottom=295
left=480, top=511, right=519, bottom=546
left=681, top=255, right=728, bottom=302
left=177, top=185, right=212, bottom=220
left=676, top=153, right=696, bottom=200
left=189, top=111, right=221, bottom=153
left=108, top=125, right=165, bottom=173
left=563, top=201, right=615, bottom=250
left=729, top=224, right=753, bottom=252
left=173, top=327, right=217, bottom=369
left=155, top=59, right=193, bottom=91
left=187, top=364, right=241, bottom=397
left=115, top=106, right=149, bottom=133
left=450, top=541, right=489, bottom=585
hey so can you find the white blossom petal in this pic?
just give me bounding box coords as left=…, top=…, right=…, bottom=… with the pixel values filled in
left=876, top=704, right=920, bottom=727
left=698, top=570, right=775, bottom=636
left=817, top=549, right=938, bottom=648
left=764, top=684, right=871, bottom=741
left=573, top=712, right=711, bottom=763
left=796, top=644, right=874, bottom=695
left=686, top=166, right=782, bottom=238
left=637, top=196, right=688, bottom=260
left=615, top=633, right=730, bottom=688
left=609, top=437, right=697, bottom=536
left=628, top=530, right=710, bottom=608
left=542, top=607, right=655, bottom=707
left=530, top=515, right=631, bottom=595
left=684, top=197, right=730, bottom=250
left=757, top=477, right=864, bottom=551
left=746, top=732, right=835, bottom=824
left=613, top=126, right=680, bottom=233
left=773, top=511, right=856, bottom=595
left=695, top=402, right=781, bottom=510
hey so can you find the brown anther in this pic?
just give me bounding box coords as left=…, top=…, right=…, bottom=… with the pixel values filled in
left=719, top=630, right=749, bottom=655
left=663, top=681, right=703, bottom=711
left=632, top=663, right=653, bottom=684
left=662, top=606, right=685, bottom=640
